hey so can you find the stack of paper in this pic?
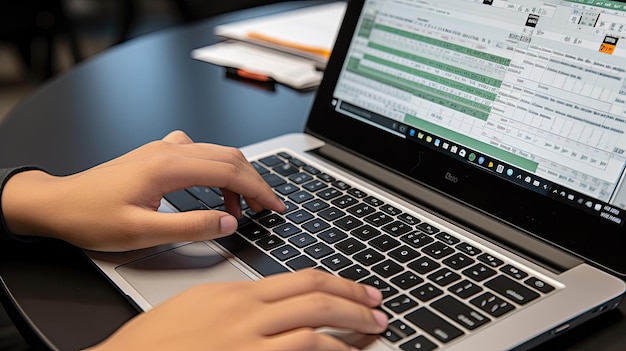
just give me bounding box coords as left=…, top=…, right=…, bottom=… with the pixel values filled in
left=191, top=2, right=346, bottom=90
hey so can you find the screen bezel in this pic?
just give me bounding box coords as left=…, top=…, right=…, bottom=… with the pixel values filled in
left=305, top=0, right=626, bottom=277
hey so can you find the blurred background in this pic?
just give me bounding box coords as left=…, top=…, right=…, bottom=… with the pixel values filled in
left=0, top=0, right=286, bottom=124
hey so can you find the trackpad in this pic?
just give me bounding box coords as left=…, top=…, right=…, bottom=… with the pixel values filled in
left=116, top=242, right=253, bottom=306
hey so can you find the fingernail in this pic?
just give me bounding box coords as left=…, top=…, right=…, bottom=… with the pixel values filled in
left=364, top=284, right=383, bottom=302
left=219, top=215, right=238, bottom=234
left=372, top=309, right=389, bottom=329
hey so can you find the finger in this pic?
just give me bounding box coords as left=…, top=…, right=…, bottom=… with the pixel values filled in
left=260, top=293, right=388, bottom=336
left=156, top=157, right=284, bottom=213
left=255, top=270, right=382, bottom=307
left=162, top=130, right=194, bottom=144
left=265, top=329, right=359, bottom=351
left=222, top=189, right=243, bottom=218
left=116, top=209, right=239, bottom=250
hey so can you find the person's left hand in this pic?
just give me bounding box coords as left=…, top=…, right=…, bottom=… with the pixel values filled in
left=1, top=130, right=285, bottom=251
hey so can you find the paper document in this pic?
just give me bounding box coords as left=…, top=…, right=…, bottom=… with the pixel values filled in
left=191, top=41, right=323, bottom=90
left=214, top=1, right=346, bottom=66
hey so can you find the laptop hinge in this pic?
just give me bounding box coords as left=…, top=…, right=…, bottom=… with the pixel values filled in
left=312, top=143, right=584, bottom=274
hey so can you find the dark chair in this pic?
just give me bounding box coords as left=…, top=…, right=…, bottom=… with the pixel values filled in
left=0, top=0, right=82, bottom=80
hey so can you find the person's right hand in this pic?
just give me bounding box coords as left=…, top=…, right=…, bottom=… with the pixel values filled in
left=87, top=269, right=388, bottom=351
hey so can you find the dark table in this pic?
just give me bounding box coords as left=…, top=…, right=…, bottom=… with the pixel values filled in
left=0, top=1, right=624, bottom=350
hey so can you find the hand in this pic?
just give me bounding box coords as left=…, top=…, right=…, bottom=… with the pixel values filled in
left=1, top=130, right=285, bottom=251
left=87, top=269, right=388, bottom=351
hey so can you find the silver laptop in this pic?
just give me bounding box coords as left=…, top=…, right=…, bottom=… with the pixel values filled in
left=88, top=0, right=626, bottom=349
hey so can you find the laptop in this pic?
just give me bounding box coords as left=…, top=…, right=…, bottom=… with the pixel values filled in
left=88, top=0, right=626, bottom=349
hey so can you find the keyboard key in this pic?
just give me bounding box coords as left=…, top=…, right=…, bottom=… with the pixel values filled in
left=485, top=275, right=540, bottom=305
left=288, top=233, right=316, bottom=248
left=390, top=271, right=424, bottom=290
left=288, top=172, right=313, bottom=184
left=301, top=218, right=330, bottom=234
left=470, top=292, right=515, bottom=317
left=335, top=237, right=366, bottom=255
left=288, top=158, right=306, bottom=167
left=317, top=188, right=341, bottom=200
left=416, top=222, right=439, bottom=235
left=304, top=242, right=334, bottom=259
left=382, top=221, right=413, bottom=237
left=478, top=253, right=504, bottom=267
left=334, top=215, right=363, bottom=231
left=347, top=187, right=367, bottom=198
left=351, top=224, right=381, bottom=240
left=188, top=186, right=224, bottom=208
left=408, top=256, right=440, bottom=275
left=370, top=234, right=401, bottom=252
left=456, top=242, right=482, bottom=256
left=347, top=203, right=376, bottom=217
left=318, top=207, right=345, bottom=221
left=399, top=335, right=437, bottom=351
left=256, top=235, right=284, bottom=250
left=164, top=190, right=207, bottom=211
left=500, top=264, right=529, bottom=280
left=273, top=163, right=299, bottom=176
left=364, top=196, right=384, bottom=206
left=354, top=248, right=385, bottom=266
left=524, top=277, right=555, bottom=294
left=364, top=212, right=394, bottom=226
left=338, top=264, right=370, bottom=281
left=286, top=209, right=314, bottom=224
left=435, top=232, right=460, bottom=245
left=380, top=204, right=402, bottom=215
left=331, top=180, right=350, bottom=190
left=288, top=190, right=314, bottom=204
left=238, top=222, right=269, bottom=240
left=360, top=276, right=398, bottom=299
left=274, top=183, right=298, bottom=195
left=259, top=155, right=283, bottom=167
left=277, top=151, right=292, bottom=160
left=388, top=245, right=420, bottom=263
left=432, top=296, right=489, bottom=330
left=462, top=263, right=497, bottom=282
left=318, top=228, right=348, bottom=244
left=448, top=279, right=483, bottom=299
left=442, top=252, right=474, bottom=270
left=422, top=241, right=454, bottom=259
left=384, top=294, right=418, bottom=314
left=303, top=180, right=327, bottom=192
left=270, top=245, right=300, bottom=261
left=257, top=213, right=285, bottom=228
left=317, top=173, right=335, bottom=182
left=405, top=307, right=464, bottom=343
left=410, top=283, right=443, bottom=302
left=287, top=255, right=317, bottom=270
left=273, top=223, right=301, bottom=238
left=401, top=232, right=434, bottom=249
left=331, top=195, right=358, bottom=208
left=427, top=268, right=461, bottom=286
left=384, top=320, right=416, bottom=342
left=398, top=213, right=421, bottom=225
left=262, top=173, right=286, bottom=187
left=251, top=161, right=269, bottom=174
left=372, top=259, right=404, bottom=278
left=302, top=165, right=321, bottom=175
left=321, top=253, right=352, bottom=271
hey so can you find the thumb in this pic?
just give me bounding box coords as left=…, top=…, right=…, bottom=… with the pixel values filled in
left=137, top=210, right=239, bottom=248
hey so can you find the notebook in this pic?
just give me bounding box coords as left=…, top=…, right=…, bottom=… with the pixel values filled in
left=88, top=0, right=626, bottom=349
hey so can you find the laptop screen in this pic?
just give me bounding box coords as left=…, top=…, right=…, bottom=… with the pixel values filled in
left=307, top=0, right=626, bottom=275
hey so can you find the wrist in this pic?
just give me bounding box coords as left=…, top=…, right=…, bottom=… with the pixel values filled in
left=1, top=170, right=61, bottom=238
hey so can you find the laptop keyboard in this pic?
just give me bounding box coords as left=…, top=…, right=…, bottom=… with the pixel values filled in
left=164, top=151, right=558, bottom=350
